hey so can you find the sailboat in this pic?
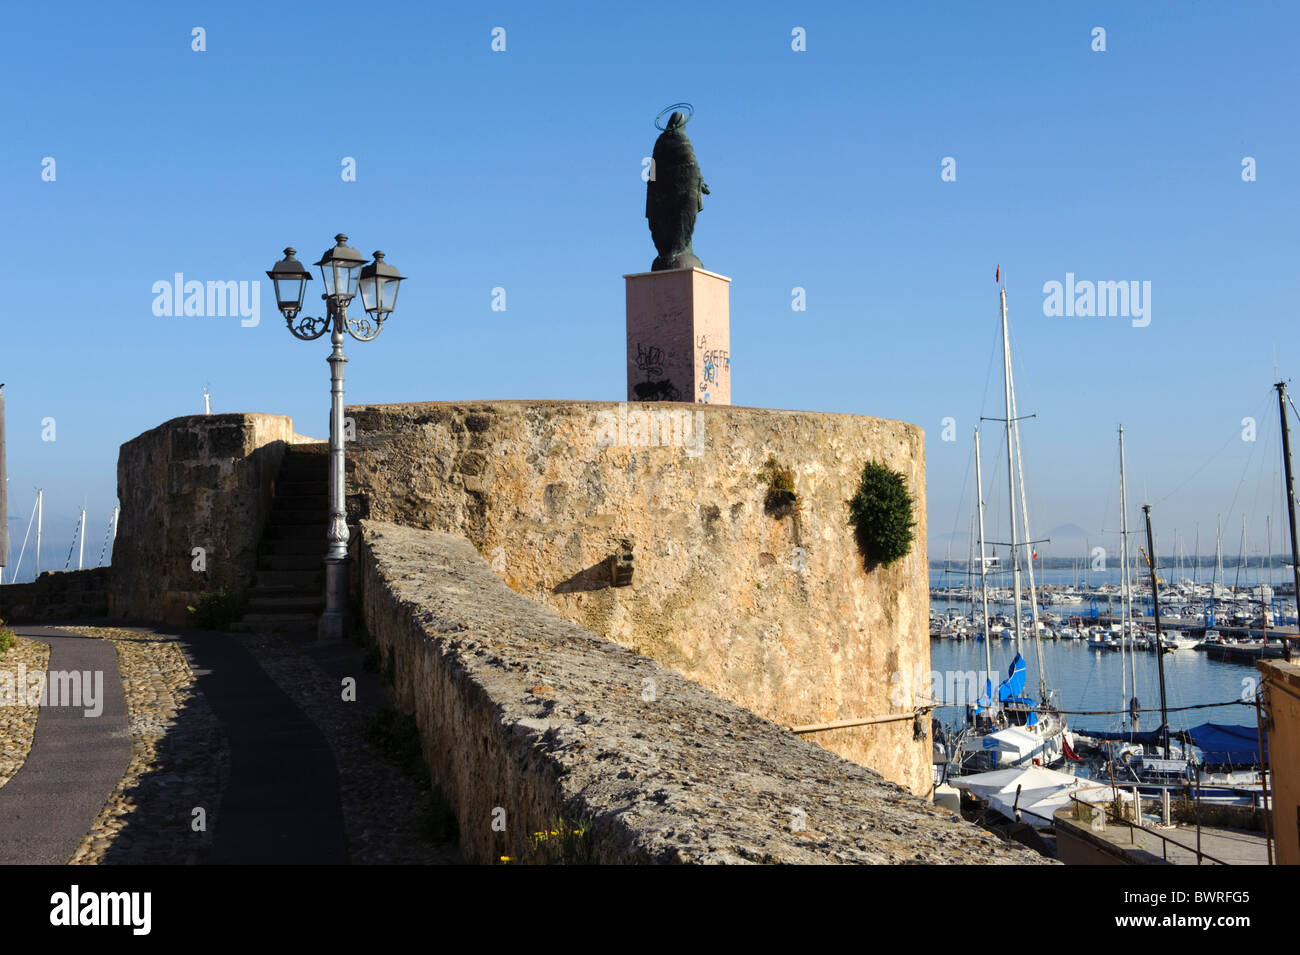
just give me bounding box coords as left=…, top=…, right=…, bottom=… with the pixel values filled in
left=949, top=280, right=1070, bottom=775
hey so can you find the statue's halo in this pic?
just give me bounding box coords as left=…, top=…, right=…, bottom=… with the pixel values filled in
left=654, top=102, right=695, bottom=131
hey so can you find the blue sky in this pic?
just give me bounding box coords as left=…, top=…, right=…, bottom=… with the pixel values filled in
left=2, top=2, right=1298, bottom=580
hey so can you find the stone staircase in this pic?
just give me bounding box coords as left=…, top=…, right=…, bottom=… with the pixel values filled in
left=233, top=444, right=329, bottom=637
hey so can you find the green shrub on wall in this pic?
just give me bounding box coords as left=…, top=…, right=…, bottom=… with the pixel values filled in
left=847, top=462, right=916, bottom=569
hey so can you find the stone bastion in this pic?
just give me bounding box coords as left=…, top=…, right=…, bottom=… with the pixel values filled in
left=343, top=400, right=931, bottom=794
left=103, top=402, right=934, bottom=797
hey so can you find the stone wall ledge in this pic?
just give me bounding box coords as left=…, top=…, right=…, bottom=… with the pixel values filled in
left=358, top=520, right=1045, bottom=865
left=0, top=568, right=112, bottom=623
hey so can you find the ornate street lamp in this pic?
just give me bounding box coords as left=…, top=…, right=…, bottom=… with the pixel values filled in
left=267, top=235, right=405, bottom=640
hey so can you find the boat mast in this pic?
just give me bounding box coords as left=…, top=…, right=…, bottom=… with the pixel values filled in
left=1275, top=380, right=1299, bottom=662
left=1264, top=516, right=1271, bottom=633
left=1235, top=516, right=1247, bottom=594
left=975, top=428, right=993, bottom=692
left=1119, top=425, right=1139, bottom=730
left=1143, top=504, right=1171, bottom=759
left=1193, top=523, right=1199, bottom=586
left=968, top=515, right=977, bottom=618
left=77, top=504, right=86, bottom=570
left=999, top=286, right=1023, bottom=659
left=1005, top=311, right=1046, bottom=702
left=35, top=488, right=42, bottom=578
left=1213, top=517, right=1223, bottom=624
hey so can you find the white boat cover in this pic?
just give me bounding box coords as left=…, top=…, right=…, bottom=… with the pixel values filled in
left=951, top=766, right=1133, bottom=827
left=960, top=725, right=1041, bottom=764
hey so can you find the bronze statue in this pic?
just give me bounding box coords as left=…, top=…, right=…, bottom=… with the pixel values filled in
left=646, top=106, right=709, bottom=271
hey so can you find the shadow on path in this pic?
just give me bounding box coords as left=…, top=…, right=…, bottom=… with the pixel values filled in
left=167, top=626, right=347, bottom=864
left=0, top=626, right=130, bottom=864
left=3, top=622, right=348, bottom=864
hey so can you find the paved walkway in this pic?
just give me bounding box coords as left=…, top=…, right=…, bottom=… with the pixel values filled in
left=0, top=627, right=130, bottom=864
left=175, top=627, right=346, bottom=863
left=0, top=623, right=347, bottom=864
left=1130, top=823, right=1270, bottom=865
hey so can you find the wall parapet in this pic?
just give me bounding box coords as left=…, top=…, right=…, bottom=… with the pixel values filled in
left=357, top=519, right=1043, bottom=864
left=0, top=568, right=111, bottom=623
left=112, top=413, right=296, bottom=624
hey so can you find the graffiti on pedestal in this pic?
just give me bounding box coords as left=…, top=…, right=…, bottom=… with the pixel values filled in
left=695, top=334, right=729, bottom=403
left=633, top=343, right=681, bottom=401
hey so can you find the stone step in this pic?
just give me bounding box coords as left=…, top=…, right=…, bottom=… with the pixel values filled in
left=280, top=454, right=328, bottom=472
left=246, top=594, right=325, bottom=613
left=250, top=582, right=321, bottom=599
left=269, top=510, right=329, bottom=526
left=278, top=476, right=325, bottom=491
left=272, top=494, right=329, bottom=511
left=276, top=480, right=328, bottom=497
left=266, top=522, right=329, bottom=539
left=235, top=612, right=320, bottom=635
left=258, top=537, right=327, bottom=561
left=259, top=553, right=325, bottom=570
left=254, top=568, right=322, bottom=588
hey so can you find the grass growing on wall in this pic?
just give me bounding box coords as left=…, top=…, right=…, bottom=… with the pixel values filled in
left=498, top=816, right=596, bottom=865
left=758, top=456, right=798, bottom=518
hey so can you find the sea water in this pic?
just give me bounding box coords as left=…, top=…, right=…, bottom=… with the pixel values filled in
left=928, top=637, right=1262, bottom=737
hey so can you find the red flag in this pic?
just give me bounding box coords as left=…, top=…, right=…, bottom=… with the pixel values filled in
left=995, top=265, right=1000, bottom=283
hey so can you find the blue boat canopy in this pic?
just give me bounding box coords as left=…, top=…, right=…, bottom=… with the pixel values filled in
left=1186, top=723, right=1266, bottom=766
left=977, top=653, right=1037, bottom=724
left=998, top=653, right=1027, bottom=702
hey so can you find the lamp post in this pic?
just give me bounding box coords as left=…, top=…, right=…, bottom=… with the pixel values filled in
left=267, top=235, right=405, bottom=640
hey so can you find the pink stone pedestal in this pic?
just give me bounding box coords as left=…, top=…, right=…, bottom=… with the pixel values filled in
left=624, top=267, right=731, bottom=404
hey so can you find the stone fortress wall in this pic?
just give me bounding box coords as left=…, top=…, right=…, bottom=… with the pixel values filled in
left=343, top=400, right=931, bottom=794
left=103, top=402, right=933, bottom=798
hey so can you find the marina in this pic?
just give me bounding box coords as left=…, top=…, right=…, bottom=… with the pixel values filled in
left=923, top=288, right=1290, bottom=865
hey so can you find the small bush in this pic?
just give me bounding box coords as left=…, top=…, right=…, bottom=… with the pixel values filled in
left=0, top=621, right=16, bottom=655
left=186, top=588, right=247, bottom=631
left=847, top=461, right=916, bottom=569
left=758, top=456, right=798, bottom=517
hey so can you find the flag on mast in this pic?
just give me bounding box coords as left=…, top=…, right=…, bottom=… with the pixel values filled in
left=995, top=265, right=1000, bottom=283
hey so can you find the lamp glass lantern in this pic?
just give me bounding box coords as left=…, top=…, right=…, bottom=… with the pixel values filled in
left=358, top=251, right=405, bottom=317
left=314, top=233, right=366, bottom=299
left=266, top=248, right=312, bottom=317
